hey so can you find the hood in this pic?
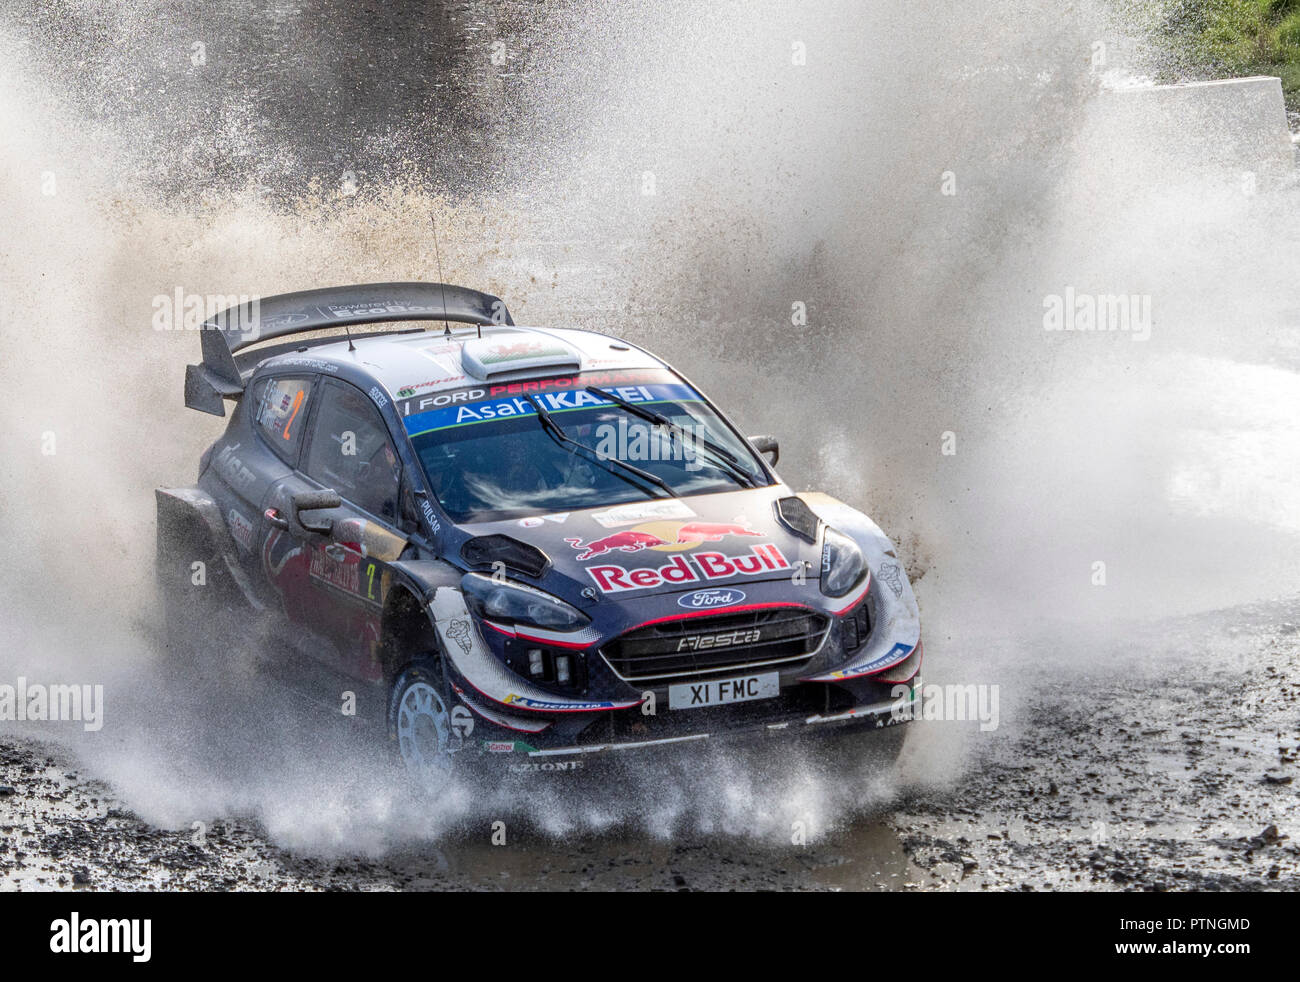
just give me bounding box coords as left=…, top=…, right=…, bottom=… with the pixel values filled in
left=460, top=486, right=821, bottom=606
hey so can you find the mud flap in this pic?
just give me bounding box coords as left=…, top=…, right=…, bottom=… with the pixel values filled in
left=155, top=485, right=263, bottom=611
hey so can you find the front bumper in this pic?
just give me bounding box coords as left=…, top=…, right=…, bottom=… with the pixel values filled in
left=468, top=676, right=922, bottom=774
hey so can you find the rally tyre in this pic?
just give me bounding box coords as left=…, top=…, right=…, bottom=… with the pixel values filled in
left=388, top=656, right=459, bottom=795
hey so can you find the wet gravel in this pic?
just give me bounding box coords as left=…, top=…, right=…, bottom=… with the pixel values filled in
left=893, top=605, right=1300, bottom=892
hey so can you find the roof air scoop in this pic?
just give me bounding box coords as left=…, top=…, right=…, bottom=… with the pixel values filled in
left=460, top=332, right=582, bottom=380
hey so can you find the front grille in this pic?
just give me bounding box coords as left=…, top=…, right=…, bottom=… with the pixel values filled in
left=601, top=607, right=830, bottom=683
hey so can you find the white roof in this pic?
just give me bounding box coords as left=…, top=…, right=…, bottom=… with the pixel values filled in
left=264, top=324, right=665, bottom=398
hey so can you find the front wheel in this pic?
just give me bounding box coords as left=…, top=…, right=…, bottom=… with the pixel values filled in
left=388, top=656, right=458, bottom=794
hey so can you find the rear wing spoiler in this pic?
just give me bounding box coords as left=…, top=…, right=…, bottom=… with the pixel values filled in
left=185, top=281, right=513, bottom=415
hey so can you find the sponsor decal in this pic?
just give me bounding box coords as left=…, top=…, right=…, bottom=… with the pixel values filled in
left=478, top=339, right=570, bottom=365
left=324, top=301, right=441, bottom=319
left=878, top=561, right=904, bottom=598
left=821, top=640, right=915, bottom=681
left=418, top=495, right=442, bottom=535
left=396, top=377, right=464, bottom=400
left=226, top=508, right=254, bottom=550
left=422, top=339, right=464, bottom=355
left=591, top=499, right=696, bottom=528
left=676, top=628, right=761, bottom=652
left=272, top=356, right=339, bottom=373
left=454, top=685, right=555, bottom=733
left=450, top=704, right=474, bottom=737
left=507, top=759, right=584, bottom=773
left=485, top=368, right=667, bottom=398
left=368, top=385, right=388, bottom=407
left=261, top=528, right=303, bottom=580
left=584, top=543, right=792, bottom=593
left=678, top=588, right=746, bottom=610
left=400, top=386, right=490, bottom=419
left=403, top=378, right=700, bottom=436
left=262, top=312, right=309, bottom=329
left=307, top=542, right=383, bottom=608
left=502, top=694, right=629, bottom=711
left=410, top=384, right=696, bottom=434
left=395, top=368, right=673, bottom=420
left=485, top=740, right=517, bottom=753
left=446, top=618, right=473, bottom=655
left=565, top=530, right=663, bottom=560
left=214, top=443, right=256, bottom=490
left=517, top=512, right=569, bottom=528
left=565, top=520, right=764, bottom=561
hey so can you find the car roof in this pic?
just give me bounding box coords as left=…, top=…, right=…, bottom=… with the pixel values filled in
left=256, top=324, right=668, bottom=399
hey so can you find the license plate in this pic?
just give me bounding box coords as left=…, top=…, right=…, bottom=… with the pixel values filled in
left=668, top=672, right=779, bottom=710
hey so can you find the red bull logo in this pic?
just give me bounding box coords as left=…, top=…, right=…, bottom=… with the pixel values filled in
left=565, top=520, right=765, bottom=561
left=564, top=530, right=667, bottom=561
left=585, top=544, right=792, bottom=593
left=673, top=521, right=764, bottom=544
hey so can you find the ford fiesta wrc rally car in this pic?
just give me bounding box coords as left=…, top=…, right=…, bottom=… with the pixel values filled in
left=157, top=282, right=923, bottom=787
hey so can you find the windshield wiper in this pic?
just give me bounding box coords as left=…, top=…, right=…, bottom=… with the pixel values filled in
left=523, top=394, right=678, bottom=499
left=585, top=385, right=759, bottom=489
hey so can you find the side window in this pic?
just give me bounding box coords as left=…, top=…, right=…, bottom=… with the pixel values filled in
left=253, top=376, right=314, bottom=464
left=303, top=381, right=402, bottom=522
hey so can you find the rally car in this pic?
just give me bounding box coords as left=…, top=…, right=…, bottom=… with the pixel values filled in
left=157, top=282, right=923, bottom=788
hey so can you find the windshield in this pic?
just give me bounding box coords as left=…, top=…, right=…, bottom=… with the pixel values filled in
left=403, top=370, right=770, bottom=523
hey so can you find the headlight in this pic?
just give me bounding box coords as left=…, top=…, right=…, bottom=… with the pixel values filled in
left=461, top=573, right=591, bottom=631
left=820, top=527, right=866, bottom=597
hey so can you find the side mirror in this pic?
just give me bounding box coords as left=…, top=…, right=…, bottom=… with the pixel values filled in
left=293, top=489, right=342, bottom=535
left=749, top=434, right=779, bottom=465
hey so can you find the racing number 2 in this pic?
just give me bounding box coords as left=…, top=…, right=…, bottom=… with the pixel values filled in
left=282, top=388, right=306, bottom=442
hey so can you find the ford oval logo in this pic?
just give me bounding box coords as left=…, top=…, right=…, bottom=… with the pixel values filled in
left=678, top=589, right=745, bottom=610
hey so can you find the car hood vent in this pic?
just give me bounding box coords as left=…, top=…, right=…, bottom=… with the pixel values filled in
left=461, top=332, right=582, bottom=380
left=460, top=534, right=551, bottom=578
left=774, top=495, right=821, bottom=543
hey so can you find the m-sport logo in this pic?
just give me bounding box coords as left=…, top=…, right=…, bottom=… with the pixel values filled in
left=676, top=628, right=762, bottom=652
left=678, top=588, right=745, bottom=610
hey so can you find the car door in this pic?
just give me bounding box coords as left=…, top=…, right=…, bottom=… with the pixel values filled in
left=240, top=373, right=317, bottom=605
left=288, top=378, right=411, bottom=681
